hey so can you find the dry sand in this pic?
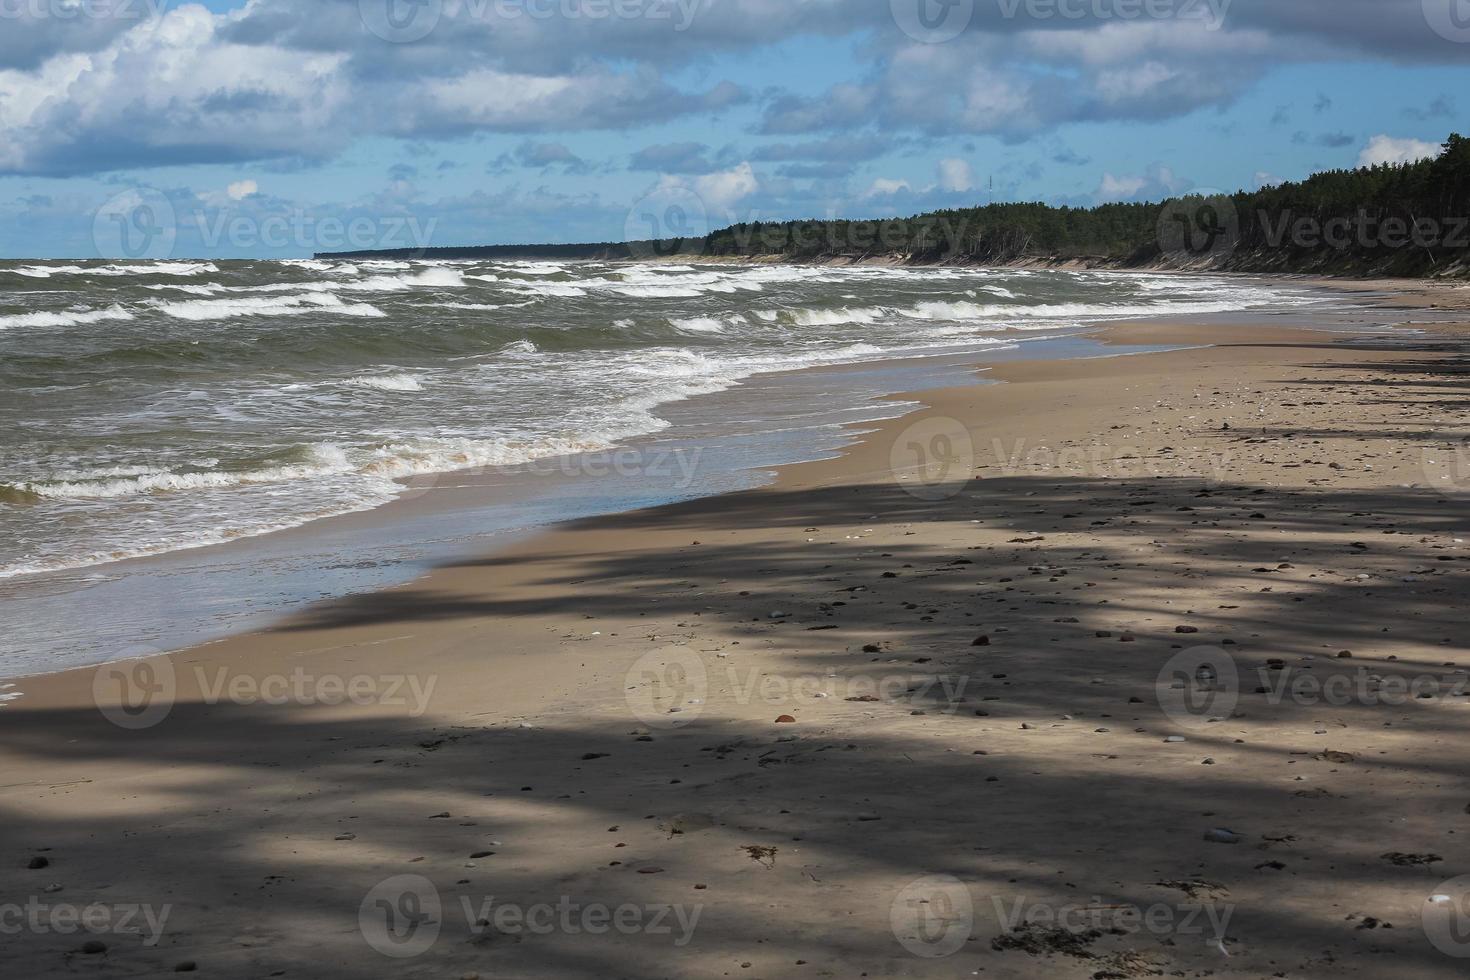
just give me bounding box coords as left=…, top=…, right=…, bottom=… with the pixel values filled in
left=3, top=314, right=1470, bottom=978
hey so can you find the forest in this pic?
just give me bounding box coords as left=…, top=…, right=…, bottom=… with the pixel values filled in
left=323, top=134, right=1470, bottom=277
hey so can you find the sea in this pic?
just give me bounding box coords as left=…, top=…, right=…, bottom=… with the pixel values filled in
left=0, top=258, right=1347, bottom=674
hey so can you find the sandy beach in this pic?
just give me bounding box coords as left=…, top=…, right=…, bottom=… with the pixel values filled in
left=4, top=297, right=1470, bottom=977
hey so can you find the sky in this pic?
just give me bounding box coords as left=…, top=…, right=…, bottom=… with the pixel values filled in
left=1, top=0, right=1467, bottom=258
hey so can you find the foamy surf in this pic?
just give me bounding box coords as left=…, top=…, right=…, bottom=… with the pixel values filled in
left=0, top=258, right=1331, bottom=582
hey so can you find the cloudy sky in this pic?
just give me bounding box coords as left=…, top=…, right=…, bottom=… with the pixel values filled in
left=2, top=0, right=1466, bottom=258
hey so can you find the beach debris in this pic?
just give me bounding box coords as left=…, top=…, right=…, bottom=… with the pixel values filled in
left=1381, top=852, right=1442, bottom=867
left=743, top=845, right=778, bottom=868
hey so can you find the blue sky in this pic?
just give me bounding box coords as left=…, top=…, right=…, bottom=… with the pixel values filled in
left=1, top=0, right=1466, bottom=258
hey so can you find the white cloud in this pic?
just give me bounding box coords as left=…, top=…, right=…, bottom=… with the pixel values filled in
left=1095, top=164, right=1186, bottom=203
left=694, top=162, right=759, bottom=210
left=937, top=158, right=974, bottom=193
left=1098, top=174, right=1147, bottom=199
left=863, top=178, right=911, bottom=199
left=1358, top=135, right=1442, bottom=168
left=227, top=180, right=258, bottom=201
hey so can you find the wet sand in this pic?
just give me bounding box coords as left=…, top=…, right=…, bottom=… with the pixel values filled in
left=3, top=312, right=1470, bottom=978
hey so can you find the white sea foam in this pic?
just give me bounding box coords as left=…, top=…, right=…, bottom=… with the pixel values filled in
left=11, top=262, right=219, bottom=278
left=348, top=373, right=426, bottom=392
left=790, top=306, right=885, bottom=326
left=153, top=292, right=385, bottom=321
left=668, top=316, right=728, bottom=334
left=18, top=445, right=357, bottom=500
left=0, top=304, right=135, bottom=329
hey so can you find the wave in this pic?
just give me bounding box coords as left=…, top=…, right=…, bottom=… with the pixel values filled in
left=0, top=304, right=135, bottom=329
left=152, top=292, right=385, bottom=321
left=668, top=316, right=731, bottom=334
left=14, top=445, right=356, bottom=500
left=10, top=262, right=218, bottom=278
left=790, top=306, right=885, bottom=326
left=347, top=373, right=426, bottom=392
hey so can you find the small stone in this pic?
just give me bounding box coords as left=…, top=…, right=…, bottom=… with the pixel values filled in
left=174, top=963, right=198, bottom=973
left=1175, top=626, right=1200, bottom=634
left=775, top=715, right=797, bottom=724
left=26, top=856, right=48, bottom=870
left=1203, top=829, right=1242, bottom=844
left=1164, top=736, right=1187, bottom=743
left=972, top=635, right=991, bottom=647
left=79, top=940, right=106, bottom=955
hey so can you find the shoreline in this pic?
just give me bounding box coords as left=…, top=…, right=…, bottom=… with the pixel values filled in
left=4, top=302, right=1470, bottom=975
left=1, top=264, right=1363, bottom=678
